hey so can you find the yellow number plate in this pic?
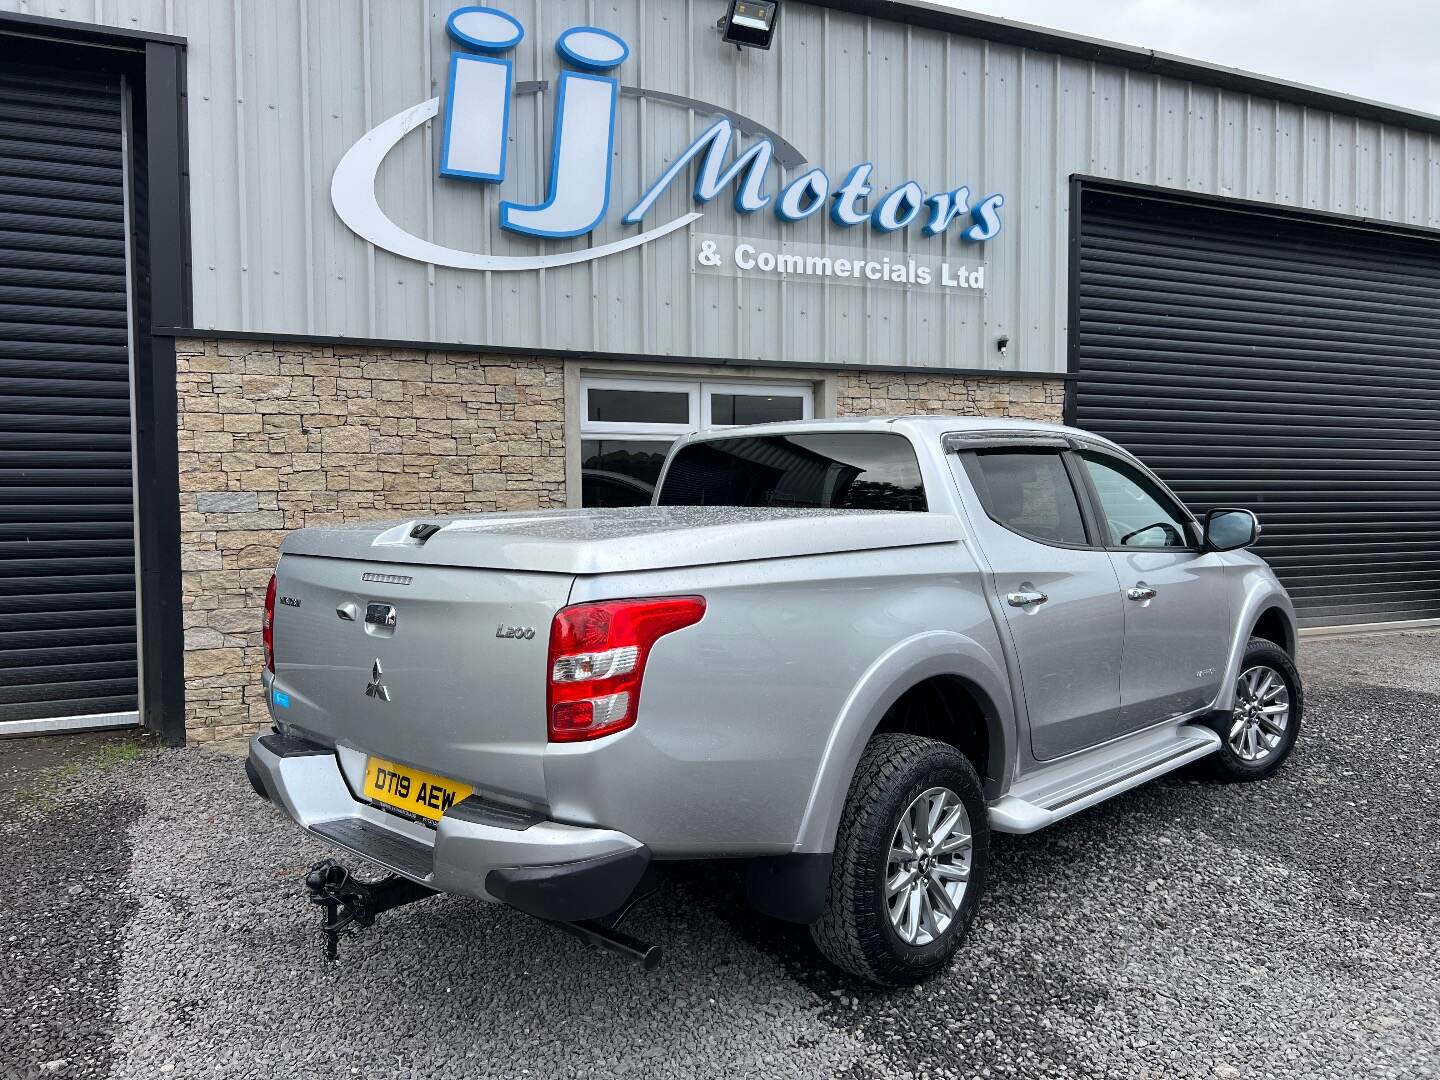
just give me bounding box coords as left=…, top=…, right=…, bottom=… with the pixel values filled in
left=363, top=756, right=474, bottom=822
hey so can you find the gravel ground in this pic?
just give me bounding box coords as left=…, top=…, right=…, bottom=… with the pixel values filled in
left=2, top=632, right=1437, bottom=1079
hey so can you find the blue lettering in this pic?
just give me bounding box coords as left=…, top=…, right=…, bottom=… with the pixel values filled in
left=830, top=163, right=874, bottom=227
left=923, top=186, right=971, bottom=236
left=624, top=118, right=773, bottom=223
left=776, top=167, right=829, bottom=221
left=964, top=193, right=1005, bottom=242
left=872, top=181, right=925, bottom=232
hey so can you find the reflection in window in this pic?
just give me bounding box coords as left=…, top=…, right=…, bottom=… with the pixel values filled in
left=657, top=432, right=927, bottom=511
left=709, top=393, right=805, bottom=426
left=972, top=451, right=1088, bottom=546
left=1080, top=452, right=1191, bottom=548
left=587, top=389, right=690, bottom=425
left=580, top=439, right=670, bottom=507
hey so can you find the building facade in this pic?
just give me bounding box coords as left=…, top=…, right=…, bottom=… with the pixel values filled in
left=2, top=0, right=1437, bottom=743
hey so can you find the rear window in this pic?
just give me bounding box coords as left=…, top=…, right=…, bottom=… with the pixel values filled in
left=656, top=432, right=928, bottom=511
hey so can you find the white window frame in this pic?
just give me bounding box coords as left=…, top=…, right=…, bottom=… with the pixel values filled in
left=571, top=370, right=824, bottom=508
left=579, top=375, right=814, bottom=442
left=580, top=376, right=700, bottom=437
left=699, top=380, right=815, bottom=428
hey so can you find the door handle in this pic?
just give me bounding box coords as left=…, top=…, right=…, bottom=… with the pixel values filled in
left=1126, top=583, right=1157, bottom=602
left=1007, top=589, right=1049, bottom=608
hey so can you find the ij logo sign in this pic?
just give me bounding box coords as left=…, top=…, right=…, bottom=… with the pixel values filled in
left=331, top=5, right=1005, bottom=273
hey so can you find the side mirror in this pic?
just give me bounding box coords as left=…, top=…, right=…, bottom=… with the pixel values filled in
left=1204, top=508, right=1260, bottom=552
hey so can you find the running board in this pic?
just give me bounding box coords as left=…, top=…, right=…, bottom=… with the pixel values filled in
left=988, top=723, right=1221, bottom=834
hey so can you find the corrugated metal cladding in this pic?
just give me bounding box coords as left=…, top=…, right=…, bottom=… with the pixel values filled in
left=0, top=61, right=139, bottom=724
left=1073, top=185, right=1440, bottom=628
left=10, top=1, right=1440, bottom=374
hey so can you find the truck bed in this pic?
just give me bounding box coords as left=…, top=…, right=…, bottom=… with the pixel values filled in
left=279, top=506, right=964, bottom=574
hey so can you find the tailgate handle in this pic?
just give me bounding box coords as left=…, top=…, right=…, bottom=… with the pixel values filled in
left=409, top=522, right=442, bottom=543
left=365, top=603, right=397, bottom=628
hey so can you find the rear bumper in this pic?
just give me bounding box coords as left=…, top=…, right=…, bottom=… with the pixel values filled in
left=246, top=732, right=649, bottom=922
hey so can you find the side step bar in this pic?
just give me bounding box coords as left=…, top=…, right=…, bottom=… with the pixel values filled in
left=989, top=725, right=1221, bottom=834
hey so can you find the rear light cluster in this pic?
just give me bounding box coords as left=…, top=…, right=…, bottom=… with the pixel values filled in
left=546, top=596, right=705, bottom=742
left=263, top=574, right=277, bottom=673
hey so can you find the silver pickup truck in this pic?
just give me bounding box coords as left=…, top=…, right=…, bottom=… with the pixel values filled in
left=246, top=416, right=1301, bottom=985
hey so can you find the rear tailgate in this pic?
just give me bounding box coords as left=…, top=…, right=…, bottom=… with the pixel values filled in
left=270, top=553, right=571, bottom=803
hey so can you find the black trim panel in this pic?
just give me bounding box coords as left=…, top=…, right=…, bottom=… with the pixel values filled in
left=485, top=846, right=651, bottom=923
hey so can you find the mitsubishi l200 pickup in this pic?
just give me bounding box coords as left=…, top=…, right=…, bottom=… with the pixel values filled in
left=246, top=416, right=1301, bottom=985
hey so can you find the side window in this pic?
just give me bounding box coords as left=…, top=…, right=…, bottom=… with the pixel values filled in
left=1079, top=452, right=1192, bottom=549
left=968, top=450, right=1089, bottom=546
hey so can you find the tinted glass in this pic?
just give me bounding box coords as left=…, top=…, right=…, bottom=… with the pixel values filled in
left=657, top=432, right=927, bottom=511
left=1080, top=452, right=1192, bottom=548
left=580, top=439, right=671, bottom=507
left=972, top=451, right=1088, bottom=545
left=587, top=388, right=689, bottom=425
left=710, top=392, right=805, bottom=426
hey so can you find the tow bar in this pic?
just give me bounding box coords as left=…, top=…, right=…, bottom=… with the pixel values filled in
left=305, top=860, right=437, bottom=961
left=303, top=860, right=664, bottom=969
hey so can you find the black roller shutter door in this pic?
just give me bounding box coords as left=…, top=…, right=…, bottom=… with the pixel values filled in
left=0, top=62, right=138, bottom=724
left=1073, top=186, right=1440, bottom=628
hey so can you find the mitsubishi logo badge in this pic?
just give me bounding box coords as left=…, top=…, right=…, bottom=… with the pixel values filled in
left=365, top=659, right=390, bottom=702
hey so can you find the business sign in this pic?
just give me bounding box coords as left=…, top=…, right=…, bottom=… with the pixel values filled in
left=331, top=5, right=1005, bottom=273
left=693, top=234, right=987, bottom=293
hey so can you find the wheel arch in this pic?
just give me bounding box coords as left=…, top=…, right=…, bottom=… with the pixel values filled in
left=1249, top=605, right=1296, bottom=657
left=791, top=630, right=1016, bottom=854
left=1214, top=576, right=1299, bottom=712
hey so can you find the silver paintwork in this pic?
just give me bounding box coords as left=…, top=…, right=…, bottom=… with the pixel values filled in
left=1229, top=664, right=1291, bottom=762
left=887, top=786, right=973, bottom=946
left=246, top=737, right=641, bottom=898
left=257, top=416, right=1296, bottom=896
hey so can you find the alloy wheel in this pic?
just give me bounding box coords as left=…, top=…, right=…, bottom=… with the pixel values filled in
left=885, top=785, right=972, bottom=946
left=1229, top=664, right=1291, bottom=762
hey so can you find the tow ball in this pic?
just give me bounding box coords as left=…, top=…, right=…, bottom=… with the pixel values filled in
left=304, top=860, right=437, bottom=961
left=302, top=860, right=665, bottom=969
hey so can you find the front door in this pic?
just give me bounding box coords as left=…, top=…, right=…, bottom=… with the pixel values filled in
left=1076, top=450, right=1229, bottom=729
left=954, top=449, right=1126, bottom=761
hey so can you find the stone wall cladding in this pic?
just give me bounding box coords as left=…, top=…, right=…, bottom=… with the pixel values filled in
left=836, top=371, right=1067, bottom=422
left=175, top=338, right=565, bottom=742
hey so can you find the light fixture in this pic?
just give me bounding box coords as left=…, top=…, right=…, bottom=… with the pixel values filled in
left=997, top=334, right=1011, bottom=356
left=718, top=0, right=780, bottom=51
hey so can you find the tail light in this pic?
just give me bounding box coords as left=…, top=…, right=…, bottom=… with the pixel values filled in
left=547, top=596, right=705, bottom=742
left=263, top=574, right=277, bottom=673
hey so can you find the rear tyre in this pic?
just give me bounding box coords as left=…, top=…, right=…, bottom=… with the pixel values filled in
left=1207, top=637, right=1303, bottom=782
left=810, top=733, right=988, bottom=986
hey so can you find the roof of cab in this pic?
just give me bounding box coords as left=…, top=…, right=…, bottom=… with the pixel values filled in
left=668, top=413, right=1122, bottom=449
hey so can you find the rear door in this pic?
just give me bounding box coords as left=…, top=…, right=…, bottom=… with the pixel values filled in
left=954, top=446, right=1126, bottom=761
left=1074, top=448, right=1229, bottom=728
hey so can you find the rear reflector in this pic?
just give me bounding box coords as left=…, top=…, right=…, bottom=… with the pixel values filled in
left=546, top=596, right=705, bottom=742
left=263, top=574, right=277, bottom=674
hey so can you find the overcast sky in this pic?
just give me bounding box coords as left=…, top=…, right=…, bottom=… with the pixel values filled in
left=934, top=0, right=1440, bottom=116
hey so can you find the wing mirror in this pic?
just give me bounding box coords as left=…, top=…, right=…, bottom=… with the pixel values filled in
left=1203, top=508, right=1261, bottom=552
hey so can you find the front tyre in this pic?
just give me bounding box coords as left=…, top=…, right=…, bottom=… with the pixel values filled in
left=810, top=733, right=989, bottom=986
left=1208, top=637, right=1303, bottom=782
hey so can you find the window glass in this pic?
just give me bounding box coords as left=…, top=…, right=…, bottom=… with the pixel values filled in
left=1080, top=452, right=1192, bottom=548
left=657, top=432, right=927, bottom=511
left=972, top=451, right=1088, bottom=546
left=586, top=388, right=689, bottom=425
left=709, top=392, right=806, bottom=426
left=580, top=439, right=670, bottom=507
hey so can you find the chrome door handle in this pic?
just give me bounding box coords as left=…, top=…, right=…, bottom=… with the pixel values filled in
left=1126, top=584, right=1157, bottom=602
left=1007, top=589, right=1049, bottom=608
